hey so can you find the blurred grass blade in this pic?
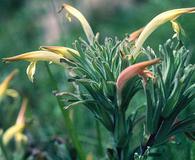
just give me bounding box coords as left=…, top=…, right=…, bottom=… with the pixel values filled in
left=45, top=63, right=85, bottom=160
left=95, top=121, right=104, bottom=157
left=0, top=130, right=11, bottom=160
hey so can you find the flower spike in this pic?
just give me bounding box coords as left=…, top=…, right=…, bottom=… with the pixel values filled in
left=133, top=7, right=195, bottom=58
left=59, top=3, right=95, bottom=45
left=116, top=58, right=160, bottom=92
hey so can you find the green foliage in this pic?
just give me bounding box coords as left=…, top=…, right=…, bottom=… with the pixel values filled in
left=143, top=37, right=195, bottom=146
left=1, top=1, right=195, bottom=160
left=54, top=35, right=195, bottom=160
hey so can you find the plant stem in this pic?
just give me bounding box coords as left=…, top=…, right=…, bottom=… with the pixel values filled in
left=45, top=64, right=85, bottom=160
left=0, top=135, right=10, bottom=160
left=129, top=133, right=156, bottom=160
left=95, top=120, right=104, bottom=157
left=113, top=109, right=130, bottom=160
left=140, top=134, right=155, bottom=155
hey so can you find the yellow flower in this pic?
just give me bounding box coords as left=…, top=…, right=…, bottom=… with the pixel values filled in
left=40, top=46, right=79, bottom=60
left=2, top=51, right=66, bottom=82
left=2, top=98, right=28, bottom=146
left=2, top=51, right=64, bottom=64
left=133, top=7, right=195, bottom=58
left=86, top=153, right=93, bottom=160
left=116, top=58, right=160, bottom=92
left=59, top=3, right=95, bottom=45
left=0, top=69, right=18, bottom=99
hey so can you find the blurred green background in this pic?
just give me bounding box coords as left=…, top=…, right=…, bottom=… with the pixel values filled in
left=0, top=0, right=195, bottom=159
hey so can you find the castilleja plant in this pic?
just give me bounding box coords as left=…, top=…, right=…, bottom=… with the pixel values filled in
left=2, top=3, right=195, bottom=160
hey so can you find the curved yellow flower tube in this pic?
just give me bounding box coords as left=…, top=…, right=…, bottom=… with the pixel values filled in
left=2, top=51, right=66, bottom=82
left=0, top=69, right=18, bottom=98
left=2, top=98, right=28, bottom=146
left=59, top=3, right=95, bottom=45
left=133, top=7, right=195, bottom=58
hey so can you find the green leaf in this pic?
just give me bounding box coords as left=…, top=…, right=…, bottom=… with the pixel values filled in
left=118, top=77, right=141, bottom=112
left=169, top=114, right=195, bottom=136
left=64, top=99, right=96, bottom=109
left=144, top=85, right=154, bottom=133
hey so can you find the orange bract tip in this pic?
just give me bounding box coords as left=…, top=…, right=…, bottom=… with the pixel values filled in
left=117, top=58, right=160, bottom=91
